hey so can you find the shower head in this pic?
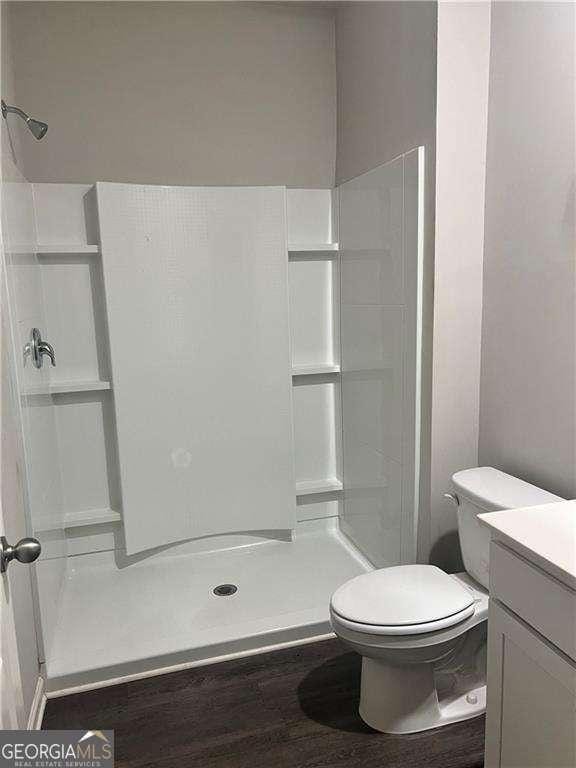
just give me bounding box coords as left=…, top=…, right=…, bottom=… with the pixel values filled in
left=26, top=117, right=48, bottom=140
left=1, top=100, right=48, bottom=140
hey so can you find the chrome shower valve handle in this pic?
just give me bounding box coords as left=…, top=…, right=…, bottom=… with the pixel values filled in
left=23, top=328, right=56, bottom=369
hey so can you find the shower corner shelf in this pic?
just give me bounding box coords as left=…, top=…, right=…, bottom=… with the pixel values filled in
left=36, top=243, right=100, bottom=255
left=64, top=508, right=121, bottom=529
left=288, top=243, right=339, bottom=259
left=296, top=478, right=343, bottom=497
left=34, top=507, right=121, bottom=533
left=292, top=364, right=341, bottom=377
left=51, top=379, right=111, bottom=394
left=22, top=380, right=112, bottom=396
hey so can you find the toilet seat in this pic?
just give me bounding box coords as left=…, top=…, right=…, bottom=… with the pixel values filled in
left=331, top=603, right=476, bottom=635
left=330, top=564, right=476, bottom=636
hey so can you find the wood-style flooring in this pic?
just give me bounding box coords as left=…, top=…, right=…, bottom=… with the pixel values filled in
left=43, top=638, right=485, bottom=768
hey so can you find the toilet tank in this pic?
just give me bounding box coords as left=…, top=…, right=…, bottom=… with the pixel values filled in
left=451, top=467, right=563, bottom=589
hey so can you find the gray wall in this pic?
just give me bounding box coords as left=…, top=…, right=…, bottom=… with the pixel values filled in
left=2, top=0, right=26, bottom=182
left=335, top=1, right=437, bottom=184
left=7, top=2, right=336, bottom=187
left=334, top=1, right=437, bottom=562
left=430, top=1, right=491, bottom=571
left=479, top=1, right=576, bottom=499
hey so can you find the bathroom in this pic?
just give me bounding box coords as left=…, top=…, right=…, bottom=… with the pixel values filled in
left=0, top=1, right=574, bottom=766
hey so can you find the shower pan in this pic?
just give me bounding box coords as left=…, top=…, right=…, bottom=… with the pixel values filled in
left=3, top=150, right=424, bottom=693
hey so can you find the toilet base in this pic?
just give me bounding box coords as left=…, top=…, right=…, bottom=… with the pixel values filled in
left=359, top=656, right=486, bottom=734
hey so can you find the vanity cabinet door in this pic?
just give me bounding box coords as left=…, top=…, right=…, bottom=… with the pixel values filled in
left=485, top=600, right=576, bottom=768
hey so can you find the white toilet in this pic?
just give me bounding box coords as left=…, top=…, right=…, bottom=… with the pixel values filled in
left=330, top=467, right=562, bottom=734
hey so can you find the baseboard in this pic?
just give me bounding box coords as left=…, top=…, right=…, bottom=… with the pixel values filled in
left=47, top=631, right=335, bottom=698
left=27, top=676, right=46, bottom=730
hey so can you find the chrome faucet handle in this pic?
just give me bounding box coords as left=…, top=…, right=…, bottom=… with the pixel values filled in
left=23, top=328, right=56, bottom=368
left=37, top=338, right=56, bottom=367
left=443, top=492, right=460, bottom=507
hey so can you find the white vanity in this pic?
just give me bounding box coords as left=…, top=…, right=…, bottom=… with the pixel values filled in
left=479, top=501, right=576, bottom=768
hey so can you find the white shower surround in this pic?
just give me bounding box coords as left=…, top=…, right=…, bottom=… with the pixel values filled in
left=339, top=148, right=423, bottom=567
left=32, top=185, right=341, bottom=560
left=96, top=184, right=296, bottom=554
left=23, top=151, right=423, bottom=689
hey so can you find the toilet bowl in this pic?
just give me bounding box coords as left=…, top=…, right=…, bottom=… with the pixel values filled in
left=331, top=566, right=488, bottom=733
left=330, top=467, right=563, bottom=734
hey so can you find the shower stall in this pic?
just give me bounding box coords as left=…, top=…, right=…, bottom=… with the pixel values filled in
left=3, top=148, right=424, bottom=692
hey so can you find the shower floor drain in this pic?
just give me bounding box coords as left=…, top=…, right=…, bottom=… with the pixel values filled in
left=213, top=584, right=238, bottom=597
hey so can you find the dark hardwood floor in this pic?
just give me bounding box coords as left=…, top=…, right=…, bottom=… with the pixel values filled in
left=43, top=639, right=485, bottom=768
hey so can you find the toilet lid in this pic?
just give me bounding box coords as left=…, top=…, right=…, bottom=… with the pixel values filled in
left=330, top=565, right=475, bottom=628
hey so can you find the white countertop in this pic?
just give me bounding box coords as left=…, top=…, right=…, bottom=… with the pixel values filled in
left=479, top=500, right=576, bottom=591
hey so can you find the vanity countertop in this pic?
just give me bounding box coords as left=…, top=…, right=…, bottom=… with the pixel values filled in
left=479, top=500, right=576, bottom=591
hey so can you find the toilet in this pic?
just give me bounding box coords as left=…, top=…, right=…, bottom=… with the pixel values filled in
left=330, top=467, right=563, bottom=734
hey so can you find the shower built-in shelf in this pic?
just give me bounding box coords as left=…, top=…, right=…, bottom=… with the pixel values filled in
left=23, top=380, right=112, bottom=396
left=36, top=244, right=100, bottom=255
left=50, top=379, right=111, bottom=394
left=288, top=243, right=339, bottom=259
left=35, top=507, right=121, bottom=533
left=64, top=508, right=121, bottom=529
left=292, top=364, right=340, bottom=377
left=296, top=478, right=343, bottom=497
